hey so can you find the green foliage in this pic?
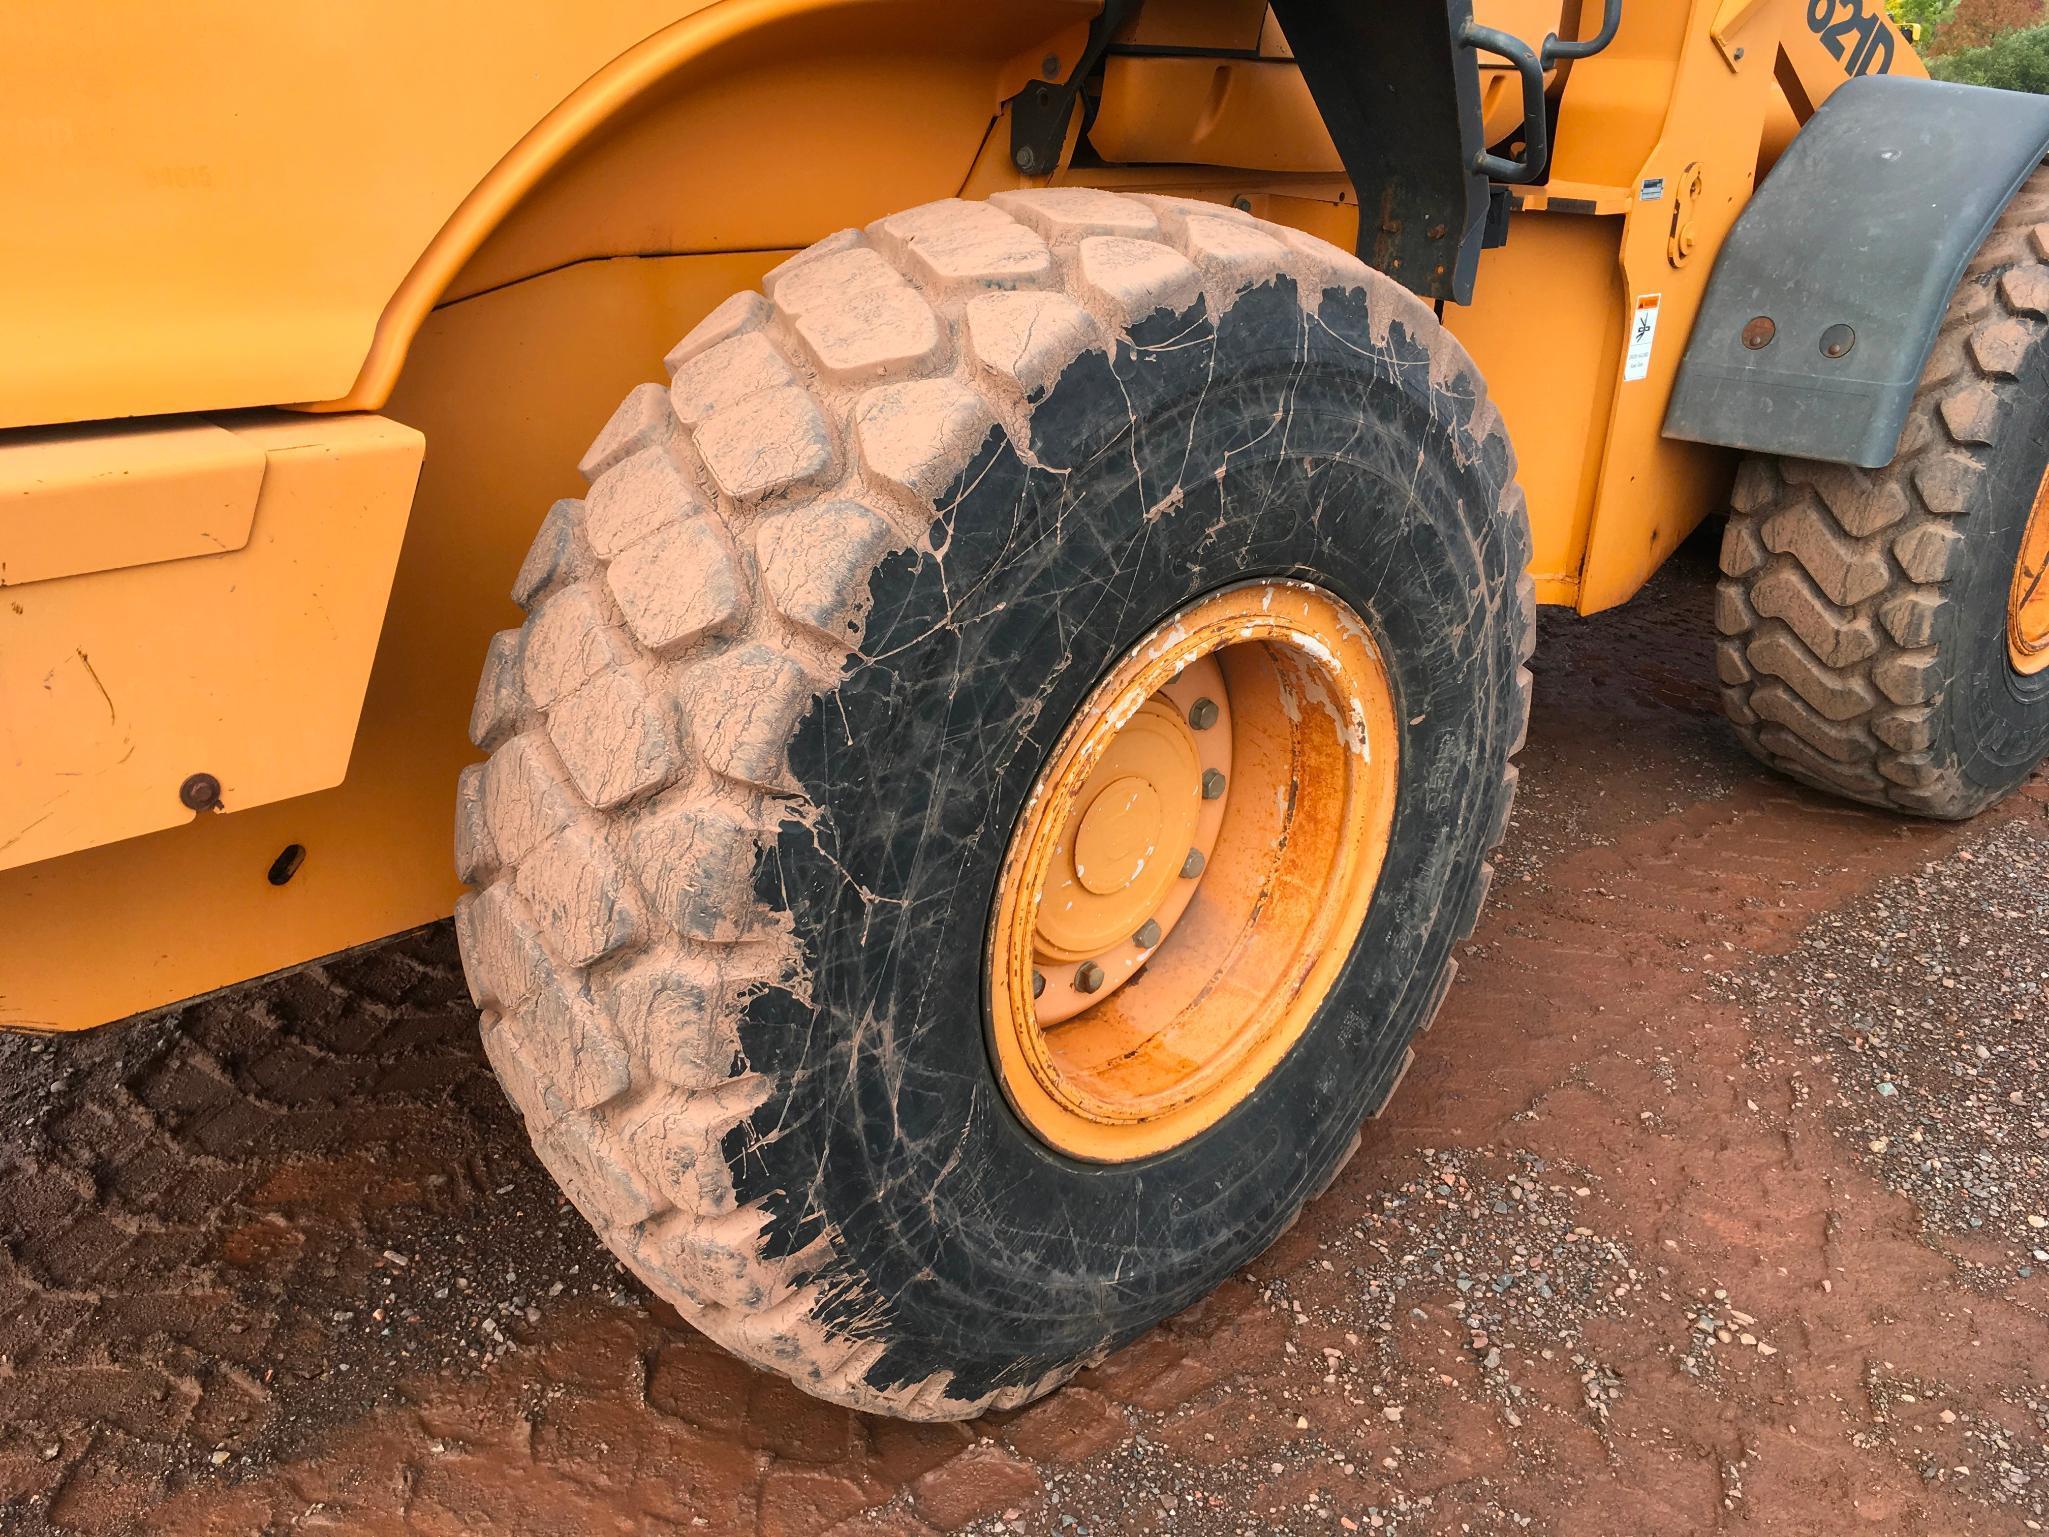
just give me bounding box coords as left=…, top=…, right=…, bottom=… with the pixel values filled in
left=1929, top=22, right=2049, bottom=90
left=1893, top=0, right=1962, bottom=35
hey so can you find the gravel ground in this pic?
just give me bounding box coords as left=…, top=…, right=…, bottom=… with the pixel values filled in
left=1725, top=820, right=2049, bottom=1285
left=3, top=533, right=2047, bottom=1536
left=1721, top=816, right=2049, bottom=1530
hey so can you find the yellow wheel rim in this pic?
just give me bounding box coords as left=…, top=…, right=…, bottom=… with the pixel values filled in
left=987, top=580, right=1400, bottom=1163
left=2013, top=461, right=2049, bottom=676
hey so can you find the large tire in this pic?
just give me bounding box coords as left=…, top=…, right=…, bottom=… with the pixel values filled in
left=454, top=191, right=1532, bottom=1418
left=1716, top=168, right=2049, bottom=818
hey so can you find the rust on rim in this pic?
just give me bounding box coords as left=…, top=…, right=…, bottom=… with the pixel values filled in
left=2013, top=461, right=2049, bottom=676
left=988, top=580, right=1400, bottom=1162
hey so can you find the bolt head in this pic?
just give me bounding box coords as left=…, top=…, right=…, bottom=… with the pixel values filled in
left=1075, top=961, right=1105, bottom=994
left=1231, top=196, right=1254, bottom=214
left=1180, top=848, right=1206, bottom=879
left=1042, top=53, right=1061, bottom=76
left=179, top=772, right=222, bottom=812
left=1820, top=323, right=1857, bottom=360
left=1186, top=696, right=1220, bottom=731
left=1134, top=919, right=1162, bottom=950
left=1032, top=969, right=1046, bottom=999
left=1741, top=316, right=1776, bottom=351
left=1013, top=146, right=1036, bottom=173
left=1201, top=768, right=1227, bottom=801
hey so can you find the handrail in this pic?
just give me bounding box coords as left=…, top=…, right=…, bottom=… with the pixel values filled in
left=1543, top=0, right=1623, bottom=68
left=1463, top=0, right=1624, bottom=186
left=1460, top=22, right=1550, bottom=184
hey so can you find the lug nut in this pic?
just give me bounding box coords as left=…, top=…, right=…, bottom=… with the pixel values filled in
left=1133, top=919, right=1162, bottom=949
left=1187, top=697, right=1219, bottom=731
left=1032, top=970, right=1046, bottom=999
left=1075, top=961, right=1105, bottom=994
left=1201, top=768, right=1227, bottom=800
left=1180, top=848, right=1206, bottom=879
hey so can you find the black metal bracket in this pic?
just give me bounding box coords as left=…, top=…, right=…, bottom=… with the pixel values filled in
left=1268, top=0, right=1493, bottom=303
left=1482, top=186, right=1514, bottom=250
left=1006, top=0, right=1138, bottom=178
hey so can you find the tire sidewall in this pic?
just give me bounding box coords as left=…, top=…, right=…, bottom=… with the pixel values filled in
left=732, top=279, right=1521, bottom=1404
left=1946, top=336, right=2049, bottom=792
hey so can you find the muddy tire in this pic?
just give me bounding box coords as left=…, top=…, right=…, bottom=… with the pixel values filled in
left=455, top=192, right=1532, bottom=1418
left=1715, top=169, right=2049, bottom=818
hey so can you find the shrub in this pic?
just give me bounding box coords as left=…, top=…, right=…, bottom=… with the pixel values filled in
left=1929, top=22, right=2049, bottom=90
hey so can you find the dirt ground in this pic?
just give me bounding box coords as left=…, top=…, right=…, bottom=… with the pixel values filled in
left=4, top=531, right=2048, bottom=1537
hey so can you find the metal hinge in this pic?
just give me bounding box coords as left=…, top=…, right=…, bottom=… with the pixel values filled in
left=1006, top=0, right=1138, bottom=178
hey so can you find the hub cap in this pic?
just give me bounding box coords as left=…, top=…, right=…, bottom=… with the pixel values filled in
left=2012, top=461, right=2049, bottom=676
left=988, top=581, right=1400, bottom=1162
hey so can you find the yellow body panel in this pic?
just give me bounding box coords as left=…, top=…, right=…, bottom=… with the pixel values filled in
left=0, top=0, right=1932, bottom=1028
left=0, top=414, right=420, bottom=883
left=0, top=419, right=265, bottom=587
left=0, top=254, right=771, bottom=1031
left=1448, top=0, right=1923, bottom=611
left=0, top=1, right=711, bottom=430
left=1442, top=216, right=1624, bottom=597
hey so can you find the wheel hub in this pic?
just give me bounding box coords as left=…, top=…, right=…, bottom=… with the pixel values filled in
left=988, top=580, right=1399, bottom=1163
left=1030, top=671, right=1230, bottom=1022
left=1072, top=776, right=1163, bottom=896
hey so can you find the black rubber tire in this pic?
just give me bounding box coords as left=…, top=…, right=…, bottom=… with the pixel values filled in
left=454, top=191, right=1532, bottom=1418
left=1716, top=168, right=2049, bottom=819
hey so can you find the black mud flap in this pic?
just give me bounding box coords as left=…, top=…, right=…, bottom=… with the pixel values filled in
left=1665, top=75, right=2049, bottom=469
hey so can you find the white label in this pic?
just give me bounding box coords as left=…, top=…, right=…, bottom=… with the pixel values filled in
left=1624, top=294, right=1662, bottom=382
left=1640, top=176, right=1666, bottom=201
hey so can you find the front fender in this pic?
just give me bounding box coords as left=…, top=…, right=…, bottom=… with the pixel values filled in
left=1664, top=74, right=2049, bottom=469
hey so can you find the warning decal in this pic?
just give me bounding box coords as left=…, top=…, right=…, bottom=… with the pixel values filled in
left=1624, top=294, right=1662, bottom=382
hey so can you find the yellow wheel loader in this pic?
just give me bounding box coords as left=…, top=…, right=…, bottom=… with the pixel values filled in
left=5, top=0, right=2049, bottom=1419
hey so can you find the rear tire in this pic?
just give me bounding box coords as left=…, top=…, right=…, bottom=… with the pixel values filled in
left=1716, top=168, right=2049, bottom=818
left=455, top=191, right=1531, bottom=1418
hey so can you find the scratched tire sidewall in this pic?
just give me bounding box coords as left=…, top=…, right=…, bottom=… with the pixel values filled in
left=735, top=278, right=1522, bottom=1404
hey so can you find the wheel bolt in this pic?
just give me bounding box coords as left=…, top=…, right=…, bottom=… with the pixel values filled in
left=1032, top=970, right=1046, bottom=999
left=1075, top=961, right=1105, bottom=994
left=1180, top=848, right=1205, bottom=879
left=1133, top=919, right=1162, bottom=949
left=1187, top=697, right=1219, bottom=731
left=1201, top=768, right=1227, bottom=800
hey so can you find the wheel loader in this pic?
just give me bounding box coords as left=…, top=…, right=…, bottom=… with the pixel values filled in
left=4, top=0, right=2048, bottom=1420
